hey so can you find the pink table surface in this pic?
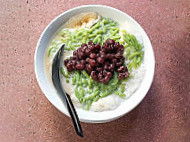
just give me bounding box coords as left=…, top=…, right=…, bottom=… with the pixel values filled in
left=0, top=0, right=190, bottom=142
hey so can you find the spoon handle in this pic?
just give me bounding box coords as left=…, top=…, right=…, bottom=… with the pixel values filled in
left=53, top=75, right=83, bottom=137
left=65, top=93, right=83, bottom=137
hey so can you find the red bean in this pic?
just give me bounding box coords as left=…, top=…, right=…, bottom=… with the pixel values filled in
left=118, top=72, right=129, bottom=80
left=95, top=44, right=101, bottom=50
left=96, top=67, right=103, bottom=72
left=101, top=46, right=106, bottom=52
left=116, top=62, right=123, bottom=67
left=104, top=76, right=110, bottom=83
left=88, top=41, right=93, bottom=45
left=71, top=60, right=76, bottom=65
left=81, top=43, right=87, bottom=48
left=124, top=72, right=129, bottom=77
left=88, top=59, right=96, bottom=66
left=81, top=46, right=86, bottom=52
left=70, top=57, right=74, bottom=60
left=99, top=50, right=106, bottom=59
left=107, top=72, right=113, bottom=78
left=114, top=42, right=119, bottom=48
left=66, top=63, right=73, bottom=72
left=115, top=51, right=123, bottom=59
left=98, top=72, right=103, bottom=80
left=72, top=56, right=77, bottom=60
left=109, top=64, right=115, bottom=71
left=118, top=73, right=123, bottom=80
left=86, top=58, right=90, bottom=62
left=86, top=64, right=93, bottom=73
left=106, top=53, right=114, bottom=59
left=76, top=63, right=85, bottom=70
left=117, top=66, right=128, bottom=73
left=85, top=48, right=90, bottom=56
left=120, top=45, right=124, bottom=51
left=120, top=57, right=125, bottom=63
left=64, top=59, right=69, bottom=65
left=73, top=50, right=77, bottom=56
left=79, top=52, right=85, bottom=59
left=78, top=53, right=82, bottom=59
left=103, top=62, right=110, bottom=70
left=89, top=53, right=97, bottom=59
left=118, top=66, right=125, bottom=73
left=107, top=39, right=115, bottom=45
left=91, top=71, right=98, bottom=81
left=96, top=57, right=104, bottom=64
left=112, top=58, right=117, bottom=63
left=80, top=60, right=86, bottom=65
left=103, top=70, right=108, bottom=76
left=88, top=45, right=96, bottom=51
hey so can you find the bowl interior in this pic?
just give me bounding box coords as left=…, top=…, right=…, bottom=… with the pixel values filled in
left=35, top=5, right=155, bottom=123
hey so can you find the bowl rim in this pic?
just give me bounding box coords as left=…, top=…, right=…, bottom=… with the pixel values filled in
left=34, top=4, right=155, bottom=123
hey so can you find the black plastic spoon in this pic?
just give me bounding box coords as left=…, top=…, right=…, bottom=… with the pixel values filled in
left=51, top=44, right=83, bottom=137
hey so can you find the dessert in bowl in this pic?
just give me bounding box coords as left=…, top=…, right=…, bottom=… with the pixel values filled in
left=35, top=5, right=155, bottom=123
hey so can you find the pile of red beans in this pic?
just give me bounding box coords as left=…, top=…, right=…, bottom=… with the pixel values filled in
left=64, top=39, right=129, bottom=83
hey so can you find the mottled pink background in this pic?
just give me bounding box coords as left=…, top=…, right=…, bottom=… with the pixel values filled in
left=0, top=0, right=190, bottom=142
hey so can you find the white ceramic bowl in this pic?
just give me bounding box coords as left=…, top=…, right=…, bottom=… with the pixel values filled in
left=34, top=5, right=155, bottom=123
